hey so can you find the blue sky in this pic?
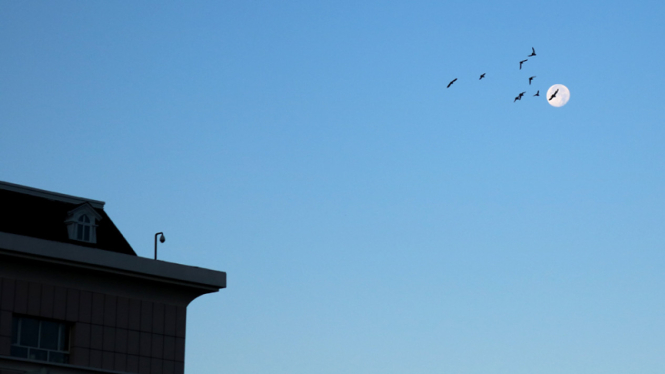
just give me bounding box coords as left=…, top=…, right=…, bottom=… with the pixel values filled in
left=2, top=1, right=665, bottom=373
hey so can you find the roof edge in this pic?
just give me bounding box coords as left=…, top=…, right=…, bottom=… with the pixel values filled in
left=0, top=232, right=226, bottom=291
left=0, top=181, right=105, bottom=209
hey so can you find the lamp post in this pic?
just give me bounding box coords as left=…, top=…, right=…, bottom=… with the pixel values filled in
left=154, top=232, right=165, bottom=260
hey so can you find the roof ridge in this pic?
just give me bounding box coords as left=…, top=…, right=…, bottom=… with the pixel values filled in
left=0, top=180, right=105, bottom=209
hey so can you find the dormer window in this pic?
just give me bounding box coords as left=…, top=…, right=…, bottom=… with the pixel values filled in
left=65, top=204, right=102, bottom=244
left=76, top=214, right=92, bottom=241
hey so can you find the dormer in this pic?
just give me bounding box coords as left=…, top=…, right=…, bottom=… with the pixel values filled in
left=1, top=180, right=136, bottom=255
left=64, top=203, right=102, bottom=243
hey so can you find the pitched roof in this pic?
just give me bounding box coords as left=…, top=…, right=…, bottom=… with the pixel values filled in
left=0, top=181, right=136, bottom=256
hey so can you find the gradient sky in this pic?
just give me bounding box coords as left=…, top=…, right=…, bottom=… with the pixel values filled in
left=2, top=1, right=665, bottom=373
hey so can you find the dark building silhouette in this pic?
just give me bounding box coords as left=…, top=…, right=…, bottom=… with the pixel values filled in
left=0, top=181, right=226, bottom=374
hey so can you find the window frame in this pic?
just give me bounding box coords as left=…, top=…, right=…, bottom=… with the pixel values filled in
left=76, top=214, right=92, bottom=242
left=10, top=316, right=71, bottom=364
left=64, top=203, right=101, bottom=244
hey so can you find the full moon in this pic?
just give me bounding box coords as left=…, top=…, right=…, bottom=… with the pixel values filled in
left=547, top=84, right=570, bottom=107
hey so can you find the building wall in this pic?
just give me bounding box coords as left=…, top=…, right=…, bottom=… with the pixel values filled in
left=0, top=277, right=187, bottom=374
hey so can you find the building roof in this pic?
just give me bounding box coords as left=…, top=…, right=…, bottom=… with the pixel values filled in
left=0, top=181, right=136, bottom=256
left=0, top=231, right=226, bottom=302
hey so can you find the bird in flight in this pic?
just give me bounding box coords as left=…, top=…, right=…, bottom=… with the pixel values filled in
left=514, top=91, right=526, bottom=102
left=519, top=59, right=528, bottom=69
left=528, top=47, right=536, bottom=57
left=529, top=76, right=536, bottom=85
left=534, top=90, right=540, bottom=97
left=447, top=78, right=457, bottom=88
left=548, top=89, right=559, bottom=101
left=479, top=73, right=486, bottom=80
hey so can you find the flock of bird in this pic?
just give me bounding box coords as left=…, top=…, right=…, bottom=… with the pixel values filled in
left=446, top=47, right=559, bottom=102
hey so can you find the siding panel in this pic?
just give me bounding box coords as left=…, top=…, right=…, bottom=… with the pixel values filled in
left=104, top=295, right=117, bottom=327
left=53, top=286, right=67, bottom=320
left=128, top=299, right=141, bottom=331
left=73, top=323, right=91, bottom=349
left=140, top=301, right=153, bottom=333
left=152, top=303, right=165, bottom=334
left=39, top=284, right=54, bottom=318
left=79, top=291, right=92, bottom=323
left=117, top=297, right=130, bottom=329
left=164, top=304, right=176, bottom=336
left=1, top=279, right=15, bottom=311
left=14, top=280, right=28, bottom=314
left=91, top=293, right=105, bottom=325
left=27, top=282, right=41, bottom=316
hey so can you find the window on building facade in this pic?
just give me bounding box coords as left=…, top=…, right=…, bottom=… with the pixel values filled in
left=11, top=316, right=70, bottom=364
left=65, top=205, right=100, bottom=244
left=76, top=214, right=92, bottom=242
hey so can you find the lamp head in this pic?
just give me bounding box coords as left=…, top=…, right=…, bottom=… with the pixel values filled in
left=159, top=233, right=165, bottom=243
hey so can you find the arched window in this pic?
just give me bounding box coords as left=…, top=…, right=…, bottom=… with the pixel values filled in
left=65, top=204, right=101, bottom=244
left=76, top=214, right=92, bottom=242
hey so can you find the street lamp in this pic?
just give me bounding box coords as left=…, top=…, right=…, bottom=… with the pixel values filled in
left=154, top=232, right=165, bottom=260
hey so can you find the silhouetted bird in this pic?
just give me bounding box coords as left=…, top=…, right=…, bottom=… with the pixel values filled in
left=528, top=47, right=536, bottom=57
left=514, top=96, right=521, bottom=102
left=479, top=73, right=486, bottom=80
left=447, top=78, right=457, bottom=88
left=529, top=76, right=536, bottom=85
left=519, top=91, right=526, bottom=99
left=548, top=89, right=559, bottom=101
left=534, top=90, right=540, bottom=97
left=519, top=59, right=527, bottom=69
